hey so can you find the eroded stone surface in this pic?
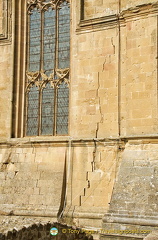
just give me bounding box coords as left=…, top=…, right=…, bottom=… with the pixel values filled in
left=144, top=231, right=158, bottom=240
left=0, top=0, right=158, bottom=238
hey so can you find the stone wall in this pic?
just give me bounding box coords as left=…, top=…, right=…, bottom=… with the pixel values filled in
left=72, top=1, right=158, bottom=139
left=0, top=141, right=66, bottom=217
left=121, top=9, right=157, bottom=136
left=64, top=140, right=121, bottom=228
left=109, top=141, right=158, bottom=215
left=0, top=138, right=119, bottom=228
left=0, top=0, right=158, bottom=239
left=0, top=0, right=12, bottom=139
left=84, top=0, right=119, bottom=19
left=101, top=140, right=158, bottom=239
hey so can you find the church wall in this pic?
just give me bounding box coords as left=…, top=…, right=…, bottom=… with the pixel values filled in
left=0, top=0, right=158, bottom=239
left=71, top=27, right=119, bottom=138
left=120, top=13, right=158, bottom=136
left=0, top=0, right=13, bottom=139
left=121, top=0, right=157, bottom=10
left=0, top=141, right=66, bottom=217
left=0, top=43, right=13, bottom=138
left=84, top=0, right=119, bottom=19
left=109, top=140, right=158, bottom=215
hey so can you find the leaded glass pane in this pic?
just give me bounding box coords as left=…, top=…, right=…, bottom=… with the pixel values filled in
left=26, top=85, right=39, bottom=136
left=44, top=8, right=56, bottom=71
left=41, top=83, right=54, bottom=135
left=58, top=2, right=70, bottom=69
left=56, top=82, right=69, bottom=135
left=29, top=8, right=41, bottom=71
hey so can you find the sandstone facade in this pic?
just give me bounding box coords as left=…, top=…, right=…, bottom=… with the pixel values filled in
left=0, top=0, right=158, bottom=239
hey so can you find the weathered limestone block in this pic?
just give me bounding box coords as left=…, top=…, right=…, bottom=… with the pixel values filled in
left=84, top=0, right=119, bottom=19
left=102, top=141, right=158, bottom=239
left=121, top=0, right=157, bottom=10
left=0, top=144, right=66, bottom=216
left=144, top=231, right=158, bottom=240
left=109, top=142, right=158, bottom=214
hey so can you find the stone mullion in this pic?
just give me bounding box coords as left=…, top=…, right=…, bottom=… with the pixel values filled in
left=26, top=14, right=30, bottom=75
left=53, top=5, right=59, bottom=135
left=55, top=3, right=59, bottom=70
left=53, top=87, right=58, bottom=135
left=24, top=4, right=30, bottom=136
left=38, top=87, right=43, bottom=135
left=40, top=9, right=44, bottom=72
left=19, top=1, right=28, bottom=137
left=38, top=9, right=44, bottom=135
left=14, top=0, right=23, bottom=137
left=24, top=91, right=29, bottom=136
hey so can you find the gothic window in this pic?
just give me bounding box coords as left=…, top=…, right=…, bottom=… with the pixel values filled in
left=25, top=0, right=70, bottom=136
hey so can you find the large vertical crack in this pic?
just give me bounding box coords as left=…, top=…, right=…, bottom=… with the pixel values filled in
left=92, top=139, right=97, bottom=172
left=111, top=37, right=115, bottom=54
left=102, top=58, right=106, bottom=72
left=57, top=153, right=67, bottom=220
left=96, top=72, right=104, bottom=138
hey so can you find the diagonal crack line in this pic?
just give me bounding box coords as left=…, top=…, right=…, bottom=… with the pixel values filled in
left=98, top=72, right=104, bottom=123
left=102, top=58, right=106, bottom=72
left=111, top=37, right=115, bottom=54
left=96, top=72, right=104, bottom=138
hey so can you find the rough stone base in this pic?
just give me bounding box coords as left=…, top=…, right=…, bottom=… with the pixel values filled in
left=0, top=217, right=93, bottom=240
left=0, top=216, right=57, bottom=234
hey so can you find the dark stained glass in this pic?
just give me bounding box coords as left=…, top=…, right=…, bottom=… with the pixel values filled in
left=58, top=2, right=70, bottom=69
left=41, top=83, right=54, bottom=135
left=56, top=82, right=69, bottom=135
left=44, top=8, right=56, bottom=71
left=29, top=8, right=41, bottom=72
left=26, top=85, right=39, bottom=136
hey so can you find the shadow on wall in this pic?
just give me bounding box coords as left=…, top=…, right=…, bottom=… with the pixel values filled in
left=0, top=222, right=93, bottom=240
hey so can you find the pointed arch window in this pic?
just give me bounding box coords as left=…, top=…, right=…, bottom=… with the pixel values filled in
left=25, top=0, right=70, bottom=136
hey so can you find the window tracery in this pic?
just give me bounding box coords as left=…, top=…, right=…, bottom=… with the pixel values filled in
left=25, top=0, right=70, bottom=136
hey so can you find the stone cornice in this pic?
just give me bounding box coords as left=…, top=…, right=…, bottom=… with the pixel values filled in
left=0, top=137, right=121, bottom=148
left=77, top=15, right=119, bottom=33
left=1, top=135, right=158, bottom=147
left=102, top=212, right=158, bottom=238
left=120, top=2, right=158, bottom=20
left=0, top=204, right=58, bottom=218
left=103, top=212, right=158, bottom=227
left=77, top=2, right=158, bottom=33
left=77, top=15, right=118, bottom=33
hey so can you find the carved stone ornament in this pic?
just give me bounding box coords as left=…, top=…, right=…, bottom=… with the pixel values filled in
left=26, top=71, right=39, bottom=83
left=55, top=68, right=70, bottom=87
left=56, top=68, right=69, bottom=79
left=27, top=0, right=70, bottom=13
left=26, top=69, right=70, bottom=91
